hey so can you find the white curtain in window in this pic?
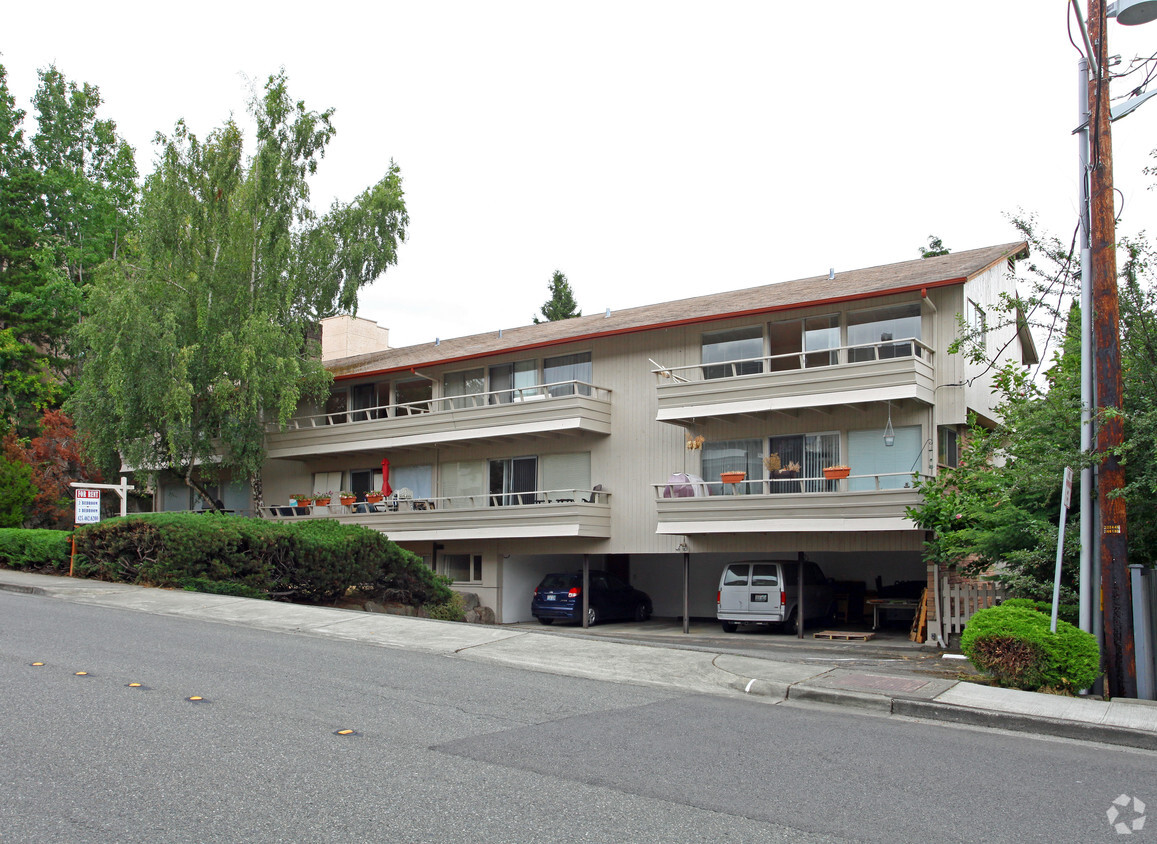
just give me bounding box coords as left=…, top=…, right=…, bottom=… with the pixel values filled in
left=440, top=460, right=486, bottom=506
left=847, top=426, right=922, bottom=491
left=541, top=452, right=592, bottom=499
left=392, top=465, right=433, bottom=499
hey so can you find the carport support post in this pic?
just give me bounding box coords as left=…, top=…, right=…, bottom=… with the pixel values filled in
left=681, top=543, right=690, bottom=634
left=582, top=554, right=590, bottom=629
left=797, top=552, right=805, bottom=640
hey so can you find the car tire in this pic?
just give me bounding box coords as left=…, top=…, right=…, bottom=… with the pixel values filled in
left=783, top=611, right=799, bottom=636
left=537, top=618, right=554, bottom=625
left=633, top=603, right=650, bottom=622
left=721, top=621, right=738, bottom=633
left=586, top=606, right=598, bottom=627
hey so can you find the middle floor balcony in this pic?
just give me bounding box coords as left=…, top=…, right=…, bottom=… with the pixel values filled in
left=265, top=380, right=612, bottom=460
left=652, top=472, right=925, bottom=535
left=259, top=488, right=611, bottom=542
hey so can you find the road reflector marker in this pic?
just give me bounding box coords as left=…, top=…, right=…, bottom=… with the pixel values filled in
left=187, top=696, right=207, bottom=702
left=75, top=671, right=89, bottom=676
left=30, top=662, right=44, bottom=667
left=334, top=729, right=359, bottom=736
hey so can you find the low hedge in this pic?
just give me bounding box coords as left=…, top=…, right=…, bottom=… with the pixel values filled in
left=998, top=597, right=1079, bottom=628
left=68, top=513, right=449, bottom=605
left=961, top=604, right=1100, bottom=693
left=0, top=529, right=72, bottom=573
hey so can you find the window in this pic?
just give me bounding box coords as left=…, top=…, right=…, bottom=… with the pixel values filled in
left=544, top=352, right=592, bottom=397
left=489, top=456, right=538, bottom=505
left=541, top=452, right=592, bottom=501
left=392, top=464, right=433, bottom=499
left=848, top=303, right=921, bottom=362
left=751, top=564, right=779, bottom=587
left=395, top=378, right=432, bottom=415
left=325, top=390, right=347, bottom=424
left=349, top=383, right=376, bottom=421
left=939, top=427, right=959, bottom=468
left=967, top=299, right=987, bottom=348
left=767, top=317, right=839, bottom=371
left=722, top=564, right=749, bottom=586
left=440, top=460, right=487, bottom=507
left=702, top=439, right=762, bottom=493
left=441, top=553, right=482, bottom=583
left=702, top=326, right=763, bottom=379
left=846, top=426, right=921, bottom=490
left=489, top=360, right=539, bottom=404
left=313, top=471, right=343, bottom=496
left=768, top=433, right=840, bottom=492
left=444, top=368, right=484, bottom=409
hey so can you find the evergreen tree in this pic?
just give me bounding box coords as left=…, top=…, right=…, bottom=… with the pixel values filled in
left=533, top=270, right=581, bottom=323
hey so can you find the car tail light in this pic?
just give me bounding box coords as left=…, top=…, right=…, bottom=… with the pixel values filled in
left=716, top=590, right=721, bottom=604
left=780, top=591, right=786, bottom=607
left=568, top=587, right=581, bottom=597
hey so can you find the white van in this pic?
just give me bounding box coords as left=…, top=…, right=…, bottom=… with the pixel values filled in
left=716, top=560, right=835, bottom=633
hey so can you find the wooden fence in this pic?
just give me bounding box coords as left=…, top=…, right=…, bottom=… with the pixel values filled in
left=938, top=576, right=1006, bottom=639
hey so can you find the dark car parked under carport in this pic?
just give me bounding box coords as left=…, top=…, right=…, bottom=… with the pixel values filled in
left=531, top=571, right=652, bottom=626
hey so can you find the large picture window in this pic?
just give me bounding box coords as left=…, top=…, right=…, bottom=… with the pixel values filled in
left=702, top=439, right=762, bottom=493
left=847, top=426, right=922, bottom=490
left=768, top=433, right=840, bottom=492
left=848, top=303, right=921, bottom=362
left=544, top=352, right=591, bottom=397
left=444, top=368, right=484, bottom=409
left=489, top=360, right=540, bottom=404
left=395, top=378, right=432, bottom=415
left=702, top=326, right=763, bottom=379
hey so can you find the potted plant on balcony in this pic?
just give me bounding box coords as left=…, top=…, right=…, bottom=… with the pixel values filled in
left=720, top=470, right=747, bottom=484
left=822, top=465, right=851, bottom=480
left=365, top=490, right=384, bottom=503
left=338, top=491, right=357, bottom=506
left=291, top=494, right=314, bottom=506
left=313, top=492, right=332, bottom=506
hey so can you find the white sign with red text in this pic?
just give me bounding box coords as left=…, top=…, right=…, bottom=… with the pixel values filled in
left=75, top=489, right=101, bottom=524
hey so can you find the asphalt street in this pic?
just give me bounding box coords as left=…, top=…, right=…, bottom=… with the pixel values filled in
left=3, top=590, right=1154, bottom=843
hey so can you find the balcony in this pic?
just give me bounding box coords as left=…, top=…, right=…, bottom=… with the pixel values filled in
left=259, top=488, right=611, bottom=542
left=654, top=339, right=934, bottom=423
left=266, top=381, right=612, bottom=459
left=652, top=473, right=924, bottom=535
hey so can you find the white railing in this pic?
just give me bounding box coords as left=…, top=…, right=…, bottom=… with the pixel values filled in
left=272, top=381, right=611, bottom=431
left=653, top=472, right=922, bottom=498
left=652, top=337, right=933, bottom=384
left=260, top=488, right=609, bottom=518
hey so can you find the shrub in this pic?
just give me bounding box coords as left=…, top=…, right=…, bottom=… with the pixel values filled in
left=999, top=597, right=1079, bottom=627
left=0, top=529, right=72, bottom=572
left=961, top=605, right=1100, bottom=692
left=423, top=590, right=466, bottom=622
left=69, top=514, right=435, bottom=608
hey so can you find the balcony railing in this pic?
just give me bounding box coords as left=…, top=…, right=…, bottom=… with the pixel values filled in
left=273, top=381, right=611, bottom=430
left=653, top=473, right=925, bottom=534
left=652, top=338, right=933, bottom=383
left=653, top=339, right=935, bottom=422
left=259, top=488, right=612, bottom=541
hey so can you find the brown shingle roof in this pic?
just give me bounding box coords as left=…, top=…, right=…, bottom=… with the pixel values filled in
left=330, top=241, right=1028, bottom=379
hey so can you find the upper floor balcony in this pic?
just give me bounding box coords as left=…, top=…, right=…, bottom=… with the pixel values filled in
left=265, top=381, right=612, bottom=460
left=654, top=338, right=935, bottom=423
left=258, top=487, right=611, bottom=542
left=652, top=472, right=924, bottom=535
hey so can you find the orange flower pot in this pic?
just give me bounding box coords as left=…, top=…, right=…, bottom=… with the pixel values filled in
left=720, top=471, right=747, bottom=484
left=822, top=467, right=850, bottom=480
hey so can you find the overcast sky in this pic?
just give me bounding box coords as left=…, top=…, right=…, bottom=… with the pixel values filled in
left=4, top=2, right=1157, bottom=353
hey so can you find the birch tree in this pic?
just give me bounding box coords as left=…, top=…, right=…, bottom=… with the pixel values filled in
left=70, top=71, right=408, bottom=510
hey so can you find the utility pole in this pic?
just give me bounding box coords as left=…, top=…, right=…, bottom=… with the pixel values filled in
left=1087, top=0, right=1137, bottom=699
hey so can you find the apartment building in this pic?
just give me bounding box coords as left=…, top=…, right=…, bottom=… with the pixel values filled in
left=159, top=242, right=1037, bottom=624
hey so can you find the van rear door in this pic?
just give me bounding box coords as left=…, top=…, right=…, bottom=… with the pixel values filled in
left=750, top=563, right=784, bottom=621
left=718, top=564, right=751, bottom=618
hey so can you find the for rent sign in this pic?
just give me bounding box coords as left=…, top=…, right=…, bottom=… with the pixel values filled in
left=75, top=489, right=101, bottom=524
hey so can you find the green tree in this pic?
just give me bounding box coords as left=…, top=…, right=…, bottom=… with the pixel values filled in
left=0, top=442, right=37, bottom=528
left=69, top=71, right=408, bottom=511
left=0, top=63, right=137, bottom=426
left=533, top=270, right=581, bottom=323
left=919, top=235, right=951, bottom=258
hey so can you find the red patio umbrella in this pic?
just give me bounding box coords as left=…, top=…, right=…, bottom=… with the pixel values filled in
left=380, top=457, right=393, bottom=497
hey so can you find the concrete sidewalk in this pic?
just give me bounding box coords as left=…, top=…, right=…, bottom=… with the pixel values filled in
left=4, top=568, right=1156, bottom=750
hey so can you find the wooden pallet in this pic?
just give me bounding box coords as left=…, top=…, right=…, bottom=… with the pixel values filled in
left=909, top=588, right=929, bottom=643
left=813, top=630, right=875, bottom=641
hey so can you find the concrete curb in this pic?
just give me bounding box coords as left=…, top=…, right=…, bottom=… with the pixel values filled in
left=892, top=697, right=1157, bottom=751
left=785, top=684, right=894, bottom=713
left=0, top=581, right=41, bottom=595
